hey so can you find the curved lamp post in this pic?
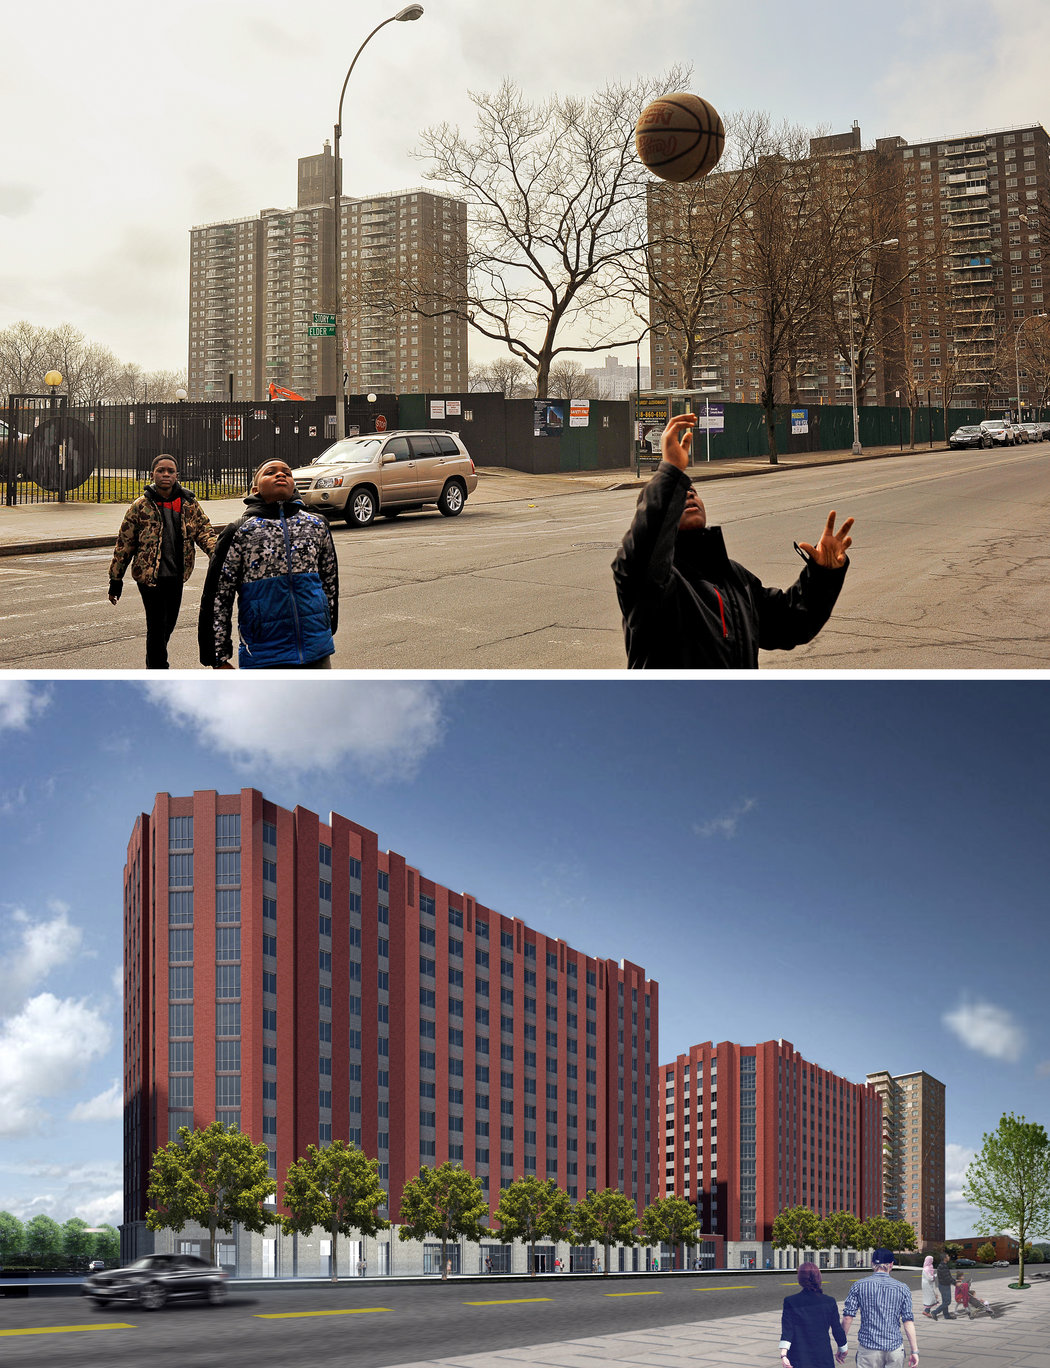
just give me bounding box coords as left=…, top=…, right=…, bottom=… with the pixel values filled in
left=332, top=5, right=424, bottom=440
left=1013, top=311, right=1047, bottom=425
left=847, top=239, right=898, bottom=455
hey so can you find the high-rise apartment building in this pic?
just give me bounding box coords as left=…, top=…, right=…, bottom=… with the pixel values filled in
left=661, top=1040, right=883, bottom=1268
left=123, top=790, right=659, bottom=1273
left=647, top=121, right=1050, bottom=413
left=188, top=146, right=468, bottom=401
left=866, top=1068, right=945, bottom=1248
left=583, top=355, right=650, bottom=400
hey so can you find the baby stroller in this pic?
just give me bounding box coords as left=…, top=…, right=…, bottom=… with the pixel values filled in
left=955, top=1278, right=995, bottom=1318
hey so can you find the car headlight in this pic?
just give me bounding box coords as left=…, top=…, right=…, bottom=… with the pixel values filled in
left=315, top=476, right=344, bottom=489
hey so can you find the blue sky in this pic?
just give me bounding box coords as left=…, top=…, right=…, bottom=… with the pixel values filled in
left=1, top=0, right=1047, bottom=370
left=0, top=678, right=1046, bottom=1237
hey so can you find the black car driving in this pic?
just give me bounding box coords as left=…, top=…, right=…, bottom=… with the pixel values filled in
left=82, top=1252, right=228, bottom=1310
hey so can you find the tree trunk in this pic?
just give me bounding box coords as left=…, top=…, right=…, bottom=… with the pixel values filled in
left=441, top=1236, right=448, bottom=1279
left=330, top=1218, right=338, bottom=1282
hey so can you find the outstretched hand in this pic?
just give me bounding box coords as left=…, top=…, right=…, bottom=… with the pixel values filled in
left=798, top=510, right=854, bottom=568
left=660, top=413, right=697, bottom=471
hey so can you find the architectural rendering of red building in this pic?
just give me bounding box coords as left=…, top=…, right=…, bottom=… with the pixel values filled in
left=661, top=1039, right=883, bottom=1267
left=123, top=790, right=660, bottom=1263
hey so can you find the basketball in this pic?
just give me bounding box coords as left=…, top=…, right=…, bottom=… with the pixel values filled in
left=635, top=93, right=725, bottom=182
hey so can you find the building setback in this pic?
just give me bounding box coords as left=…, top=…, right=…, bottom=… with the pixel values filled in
left=866, top=1068, right=945, bottom=1248
left=661, top=1040, right=883, bottom=1267
left=123, top=790, right=659, bottom=1267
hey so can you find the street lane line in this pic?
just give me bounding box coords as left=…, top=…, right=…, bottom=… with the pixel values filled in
left=255, top=1307, right=391, bottom=1319
left=463, top=1297, right=552, bottom=1305
left=691, top=1285, right=753, bottom=1291
left=0, top=1324, right=136, bottom=1335
left=605, top=1290, right=663, bottom=1297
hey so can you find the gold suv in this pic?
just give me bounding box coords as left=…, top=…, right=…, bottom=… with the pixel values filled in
left=291, top=430, right=478, bottom=527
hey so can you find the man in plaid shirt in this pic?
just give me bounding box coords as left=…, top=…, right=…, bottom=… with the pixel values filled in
left=841, top=1248, right=919, bottom=1368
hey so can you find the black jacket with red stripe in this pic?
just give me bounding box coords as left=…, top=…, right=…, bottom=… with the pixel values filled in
left=612, top=461, right=848, bottom=669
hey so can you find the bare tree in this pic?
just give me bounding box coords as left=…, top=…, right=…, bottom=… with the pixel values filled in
left=547, top=360, right=597, bottom=401
left=404, top=70, right=689, bottom=397
left=0, top=320, right=58, bottom=395
left=468, top=356, right=531, bottom=396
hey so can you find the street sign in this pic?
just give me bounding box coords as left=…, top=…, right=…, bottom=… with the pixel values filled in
left=307, top=325, right=336, bottom=337
left=375, top=415, right=388, bottom=432
left=312, top=312, right=335, bottom=325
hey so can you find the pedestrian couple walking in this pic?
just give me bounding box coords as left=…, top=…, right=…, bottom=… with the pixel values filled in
left=108, top=456, right=338, bottom=669
left=780, top=1248, right=918, bottom=1368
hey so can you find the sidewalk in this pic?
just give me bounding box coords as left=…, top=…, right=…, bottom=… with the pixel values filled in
left=0, top=441, right=949, bottom=558
left=387, top=1275, right=1049, bottom=1368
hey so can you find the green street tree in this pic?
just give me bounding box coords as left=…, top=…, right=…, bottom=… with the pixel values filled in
left=640, top=1196, right=700, bottom=1272
left=23, top=1214, right=64, bottom=1269
left=1024, top=1244, right=1044, bottom=1263
left=0, top=1211, right=25, bottom=1265
left=887, top=1220, right=918, bottom=1254
left=942, top=1241, right=963, bottom=1262
left=860, top=1215, right=899, bottom=1255
left=92, top=1224, right=120, bottom=1265
left=492, top=1176, right=574, bottom=1276
left=772, top=1205, right=820, bottom=1268
left=61, top=1217, right=95, bottom=1268
left=281, top=1141, right=390, bottom=1282
left=398, top=1163, right=490, bottom=1279
left=975, top=1241, right=996, bottom=1264
left=572, top=1188, right=639, bottom=1275
left=146, top=1122, right=276, bottom=1266
left=963, top=1113, right=1050, bottom=1290
left=816, top=1210, right=863, bottom=1256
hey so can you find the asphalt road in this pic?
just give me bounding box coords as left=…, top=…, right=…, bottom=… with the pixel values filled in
left=2, top=445, right=1048, bottom=669
left=0, top=1267, right=982, bottom=1368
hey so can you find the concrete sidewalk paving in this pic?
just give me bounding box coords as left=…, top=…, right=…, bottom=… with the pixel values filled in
left=386, top=1276, right=1050, bottom=1368
left=0, top=442, right=950, bottom=558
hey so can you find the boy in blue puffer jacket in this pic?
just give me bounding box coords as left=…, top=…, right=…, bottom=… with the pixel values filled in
left=199, top=459, right=339, bottom=669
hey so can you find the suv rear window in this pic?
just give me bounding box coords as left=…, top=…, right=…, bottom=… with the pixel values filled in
left=409, top=434, right=440, bottom=456
left=434, top=435, right=461, bottom=455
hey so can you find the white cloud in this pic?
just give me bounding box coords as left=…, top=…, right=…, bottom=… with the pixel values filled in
left=69, top=1080, right=123, bottom=1124
left=944, top=1140, right=980, bottom=1231
left=0, top=1160, right=123, bottom=1227
left=0, top=994, right=111, bottom=1137
left=943, top=999, right=1026, bottom=1062
left=1037, top=1060, right=1050, bottom=1079
left=141, top=679, right=450, bottom=776
left=0, top=682, right=50, bottom=732
left=694, top=797, right=757, bottom=839
left=0, top=902, right=84, bottom=1014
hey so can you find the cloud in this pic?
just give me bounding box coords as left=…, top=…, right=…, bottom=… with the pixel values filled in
left=694, top=798, right=757, bottom=839
left=1037, top=1060, right=1050, bottom=1078
left=0, top=994, right=111, bottom=1137
left=0, top=902, right=84, bottom=1014
left=141, top=679, right=451, bottom=776
left=69, top=1081, right=123, bottom=1124
left=0, top=682, right=50, bottom=731
left=944, top=1140, right=979, bottom=1226
left=942, top=999, right=1026, bottom=1062
left=0, top=1160, right=123, bottom=1227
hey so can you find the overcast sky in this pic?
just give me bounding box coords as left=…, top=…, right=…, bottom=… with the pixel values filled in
left=1, top=678, right=1046, bottom=1238
left=1, top=0, right=1048, bottom=377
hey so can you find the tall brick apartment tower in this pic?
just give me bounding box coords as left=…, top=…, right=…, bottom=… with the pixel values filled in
left=661, top=1039, right=883, bottom=1269
left=866, top=1068, right=945, bottom=1248
left=123, top=790, right=659, bottom=1273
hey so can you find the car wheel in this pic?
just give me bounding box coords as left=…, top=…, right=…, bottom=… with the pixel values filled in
left=437, top=479, right=466, bottom=517
left=980, top=436, right=992, bottom=448
left=90, top=1297, right=109, bottom=1309
left=140, top=1282, right=167, bottom=1310
left=345, top=488, right=376, bottom=528
left=207, top=1282, right=228, bottom=1305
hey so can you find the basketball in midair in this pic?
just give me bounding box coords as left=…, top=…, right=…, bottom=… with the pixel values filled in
left=635, top=93, right=725, bottom=182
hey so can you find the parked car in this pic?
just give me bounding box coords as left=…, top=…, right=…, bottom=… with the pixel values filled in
left=1020, top=423, right=1047, bottom=441
left=291, top=430, right=478, bottom=528
left=82, top=1253, right=228, bottom=1310
left=978, top=419, right=1016, bottom=446
left=1009, top=421, right=1028, bottom=442
left=948, top=424, right=985, bottom=449
left=0, top=417, right=28, bottom=476
left=992, top=1260, right=1010, bottom=1267
left=87, top=1259, right=106, bottom=1273
left=955, top=1258, right=977, bottom=1267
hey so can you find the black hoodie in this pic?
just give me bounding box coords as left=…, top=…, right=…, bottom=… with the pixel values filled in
left=611, top=461, right=848, bottom=668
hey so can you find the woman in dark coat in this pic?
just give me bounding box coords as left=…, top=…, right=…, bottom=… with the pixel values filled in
left=779, top=1263, right=848, bottom=1368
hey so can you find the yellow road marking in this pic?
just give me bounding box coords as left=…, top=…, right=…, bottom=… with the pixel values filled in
left=256, top=1307, right=391, bottom=1319
left=0, top=1324, right=135, bottom=1336
left=692, top=1285, right=753, bottom=1291
left=606, top=1290, right=663, bottom=1297
left=464, top=1297, right=552, bottom=1305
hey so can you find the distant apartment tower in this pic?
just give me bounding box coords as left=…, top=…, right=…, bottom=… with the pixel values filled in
left=583, top=355, right=650, bottom=400
left=123, top=790, right=659, bottom=1271
left=188, top=145, right=468, bottom=400
left=661, top=1040, right=883, bottom=1268
left=866, top=1068, right=945, bottom=1248
left=646, top=121, right=1050, bottom=411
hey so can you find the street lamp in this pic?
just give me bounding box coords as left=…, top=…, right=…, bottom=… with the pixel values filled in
left=847, top=239, right=898, bottom=455
left=331, top=5, right=424, bottom=440
left=1013, top=312, right=1047, bottom=426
